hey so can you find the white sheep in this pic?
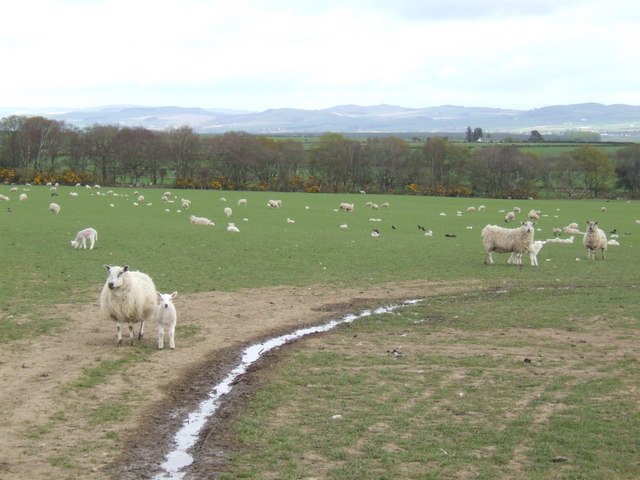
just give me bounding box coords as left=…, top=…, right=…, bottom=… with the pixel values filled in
left=9, top=187, right=18, bottom=192
left=224, top=206, right=233, bottom=217
left=286, top=217, right=296, bottom=223
left=528, top=209, right=541, bottom=220
left=381, top=202, right=390, bottom=208
left=508, top=240, right=546, bottom=267
left=504, top=211, right=515, bottom=223
left=466, top=206, right=475, bottom=213
left=237, top=198, right=247, bottom=206
left=69, top=192, right=79, bottom=197
left=49, top=202, right=61, bottom=214
left=71, top=227, right=98, bottom=249
left=19, top=193, right=27, bottom=202
left=583, top=220, right=607, bottom=260
left=156, top=291, right=177, bottom=350
left=181, top=199, right=191, bottom=209
left=100, top=265, right=157, bottom=346
left=482, top=221, right=536, bottom=266
left=339, top=202, right=354, bottom=212
left=190, top=215, right=215, bottom=226
left=137, top=195, right=145, bottom=203
left=227, top=222, right=240, bottom=232
left=0, top=194, right=9, bottom=202
left=267, top=199, right=282, bottom=208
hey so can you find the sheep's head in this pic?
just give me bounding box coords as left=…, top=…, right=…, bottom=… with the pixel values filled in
left=586, top=220, right=599, bottom=233
left=520, top=221, right=535, bottom=232
left=157, top=291, right=177, bottom=308
left=104, top=264, right=129, bottom=290
left=71, top=240, right=79, bottom=248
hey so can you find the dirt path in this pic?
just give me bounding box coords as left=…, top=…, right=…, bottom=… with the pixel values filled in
left=0, top=280, right=475, bottom=480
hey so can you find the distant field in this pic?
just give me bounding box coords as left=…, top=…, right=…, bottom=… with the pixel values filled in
left=2, top=184, right=637, bottom=316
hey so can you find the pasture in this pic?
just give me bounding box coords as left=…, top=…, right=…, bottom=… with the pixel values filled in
left=0, top=183, right=639, bottom=479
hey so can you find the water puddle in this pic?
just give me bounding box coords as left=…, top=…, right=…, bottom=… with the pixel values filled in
left=154, top=299, right=421, bottom=479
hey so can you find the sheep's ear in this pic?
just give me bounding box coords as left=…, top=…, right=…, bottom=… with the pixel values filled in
left=104, top=264, right=111, bottom=271
left=171, top=291, right=177, bottom=299
left=156, top=291, right=162, bottom=299
left=123, top=265, right=129, bottom=272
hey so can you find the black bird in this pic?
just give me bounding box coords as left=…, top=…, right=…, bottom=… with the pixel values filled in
left=392, top=225, right=397, bottom=230
left=610, top=228, right=617, bottom=234
left=445, top=233, right=457, bottom=238
left=418, top=225, right=426, bottom=231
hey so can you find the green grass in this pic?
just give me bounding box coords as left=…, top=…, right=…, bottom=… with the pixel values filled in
left=222, top=286, right=640, bottom=479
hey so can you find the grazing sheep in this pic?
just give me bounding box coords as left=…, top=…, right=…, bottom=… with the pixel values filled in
left=267, top=199, right=282, bottom=208
left=137, top=195, right=145, bottom=203
left=478, top=205, right=485, bottom=211
left=339, top=202, right=354, bottom=212
left=504, top=211, right=515, bottom=223
left=9, top=187, right=18, bottom=193
left=237, top=198, right=247, bottom=206
left=601, top=206, right=607, bottom=212
left=482, top=221, right=536, bottom=266
left=71, top=227, right=98, bottom=249
left=0, top=194, right=10, bottom=202
left=49, top=202, right=61, bottom=214
left=19, top=193, right=27, bottom=202
left=513, top=207, right=521, bottom=213
left=224, top=207, right=232, bottom=217
left=466, top=206, right=475, bottom=213
left=161, top=195, right=169, bottom=203
left=381, top=202, right=390, bottom=208
left=583, top=220, right=607, bottom=260
left=528, top=209, right=541, bottom=220
left=508, top=240, right=546, bottom=267
left=190, top=215, right=215, bottom=226
left=100, top=265, right=157, bottom=346
left=156, top=291, right=177, bottom=350
left=181, top=199, right=191, bottom=209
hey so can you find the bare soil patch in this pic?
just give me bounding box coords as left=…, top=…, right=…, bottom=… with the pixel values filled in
left=0, top=280, right=473, bottom=480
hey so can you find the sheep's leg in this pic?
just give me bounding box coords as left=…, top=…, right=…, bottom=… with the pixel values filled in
left=169, top=326, right=175, bottom=350
left=116, top=322, right=123, bottom=347
left=129, top=324, right=135, bottom=346
left=138, top=320, right=145, bottom=340
left=157, top=324, right=164, bottom=350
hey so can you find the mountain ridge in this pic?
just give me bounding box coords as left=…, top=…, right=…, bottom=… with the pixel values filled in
left=1, top=103, right=639, bottom=137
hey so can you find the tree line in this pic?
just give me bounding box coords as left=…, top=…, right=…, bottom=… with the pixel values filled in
left=1, top=115, right=639, bottom=199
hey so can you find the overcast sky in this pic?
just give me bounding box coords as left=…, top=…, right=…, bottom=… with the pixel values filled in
left=1, top=0, right=639, bottom=112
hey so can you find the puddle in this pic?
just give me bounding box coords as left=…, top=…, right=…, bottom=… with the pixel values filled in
left=154, top=299, right=421, bottom=479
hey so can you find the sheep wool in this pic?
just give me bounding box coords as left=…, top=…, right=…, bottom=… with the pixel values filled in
left=100, top=265, right=157, bottom=346
left=583, top=220, right=607, bottom=260
left=482, top=221, right=536, bottom=266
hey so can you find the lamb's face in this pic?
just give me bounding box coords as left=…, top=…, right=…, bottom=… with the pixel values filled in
left=71, top=240, right=79, bottom=248
left=105, top=265, right=128, bottom=290
left=157, top=291, right=177, bottom=308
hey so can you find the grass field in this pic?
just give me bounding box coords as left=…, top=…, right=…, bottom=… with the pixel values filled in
left=1, top=184, right=639, bottom=478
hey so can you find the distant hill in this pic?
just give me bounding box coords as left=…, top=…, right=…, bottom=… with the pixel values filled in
left=1, top=103, right=639, bottom=138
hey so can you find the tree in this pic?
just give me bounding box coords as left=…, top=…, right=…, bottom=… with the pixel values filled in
left=571, top=145, right=615, bottom=197
left=85, top=124, right=119, bottom=183
left=528, top=130, right=544, bottom=143
left=164, top=126, right=200, bottom=179
left=309, top=133, right=360, bottom=191
left=364, top=136, right=410, bottom=192
left=615, top=144, right=640, bottom=193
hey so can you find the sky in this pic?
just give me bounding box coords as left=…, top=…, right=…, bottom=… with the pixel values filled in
left=1, top=0, right=639, bottom=112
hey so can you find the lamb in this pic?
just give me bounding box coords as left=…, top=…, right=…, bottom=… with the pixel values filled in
left=49, top=202, right=61, bottom=214
left=224, top=207, right=233, bottom=217
left=190, top=215, right=215, bottom=226
left=481, top=221, right=536, bottom=266
left=508, top=240, right=546, bottom=267
left=99, top=265, right=157, bottom=346
left=71, top=227, right=98, bottom=249
left=583, top=220, right=607, bottom=260
left=504, top=211, right=515, bottom=223
left=156, top=291, right=177, bottom=350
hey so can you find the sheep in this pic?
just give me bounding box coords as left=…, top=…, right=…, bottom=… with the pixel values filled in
left=161, top=195, right=169, bottom=203
left=49, top=202, right=61, bottom=214
left=100, top=265, right=157, bottom=346
left=267, top=199, right=282, bottom=208
left=339, top=202, right=354, bottom=212
left=286, top=217, right=296, bottom=223
left=478, top=205, right=485, bottom=211
left=71, top=227, right=98, bottom=249
left=552, top=227, right=562, bottom=236
left=19, top=193, right=27, bottom=202
left=224, top=206, right=233, bottom=217
left=190, top=215, right=215, bottom=226
left=227, top=223, right=240, bottom=232
left=528, top=209, right=541, bottom=220
left=466, top=206, right=475, bottom=213
left=137, top=195, right=145, bottom=203
left=508, top=240, right=546, bottom=267
left=156, top=291, right=177, bottom=350
left=504, top=211, right=515, bottom=223
left=513, top=207, right=521, bottom=213
left=546, top=236, right=575, bottom=244
left=583, top=220, right=607, bottom=260
left=481, top=221, right=536, bottom=266
left=237, top=198, right=247, bottom=206
left=9, top=187, right=18, bottom=192
left=181, top=199, right=191, bottom=209
left=69, top=192, right=79, bottom=197
left=371, top=228, right=381, bottom=237
left=381, top=202, right=390, bottom=208
left=0, top=194, right=9, bottom=202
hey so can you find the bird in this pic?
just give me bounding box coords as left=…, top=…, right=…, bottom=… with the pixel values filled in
left=418, top=225, right=426, bottom=231
left=391, top=225, right=397, bottom=230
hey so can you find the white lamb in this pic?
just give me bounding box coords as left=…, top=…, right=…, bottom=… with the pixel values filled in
left=100, top=265, right=157, bottom=346
left=49, top=202, right=61, bottom=214
left=71, top=227, right=98, bottom=249
left=508, top=240, right=545, bottom=267
left=583, top=220, right=607, bottom=260
left=224, top=206, right=233, bottom=217
left=482, top=221, right=536, bottom=266
left=190, top=215, right=215, bottom=226
left=156, top=291, right=177, bottom=350
left=504, top=211, right=515, bottom=223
